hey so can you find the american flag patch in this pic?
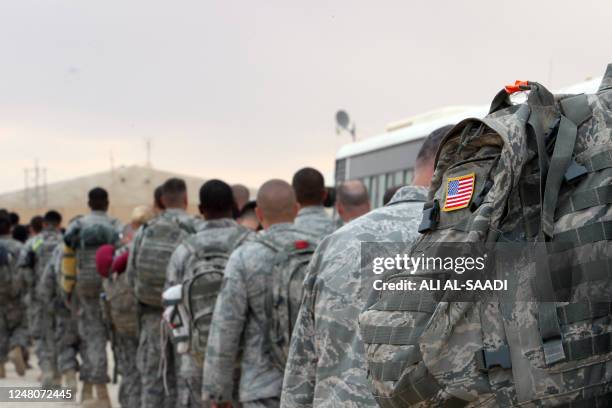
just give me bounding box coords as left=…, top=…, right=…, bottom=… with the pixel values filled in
left=443, top=173, right=475, bottom=211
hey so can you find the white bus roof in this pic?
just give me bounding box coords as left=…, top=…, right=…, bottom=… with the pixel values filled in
left=336, top=77, right=602, bottom=160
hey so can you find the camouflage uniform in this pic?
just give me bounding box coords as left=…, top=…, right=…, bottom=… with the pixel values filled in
left=280, top=186, right=427, bottom=408
left=65, top=211, right=122, bottom=385
left=202, top=223, right=313, bottom=408
left=37, top=245, right=80, bottom=375
left=18, top=228, right=63, bottom=376
left=0, top=235, right=28, bottom=365
left=293, top=206, right=335, bottom=239
left=114, top=332, right=140, bottom=408
left=166, top=218, right=253, bottom=408
left=127, top=208, right=200, bottom=408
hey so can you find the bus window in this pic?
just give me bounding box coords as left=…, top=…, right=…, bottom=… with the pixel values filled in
left=377, top=174, right=386, bottom=207
left=369, top=175, right=378, bottom=207
left=403, top=169, right=413, bottom=184
left=394, top=170, right=403, bottom=187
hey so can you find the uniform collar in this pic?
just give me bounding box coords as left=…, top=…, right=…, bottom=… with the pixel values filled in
left=298, top=205, right=326, bottom=215
left=388, top=185, right=428, bottom=205
left=265, top=222, right=294, bottom=233
left=198, top=218, right=237, bottom=230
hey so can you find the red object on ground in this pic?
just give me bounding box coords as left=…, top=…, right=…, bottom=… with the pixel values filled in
left=95, top=244, right=115, bottom=278
left=112, top=250, right=129, bottom=274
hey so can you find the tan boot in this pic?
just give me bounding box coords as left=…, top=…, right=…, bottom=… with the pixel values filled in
left=81, top=382, right=94, bottom=403
left=8, top=347, right=26, bottom=376
left=41, top=369, right=55, bottom=388
left=63, top=369, right=77, bottom=397
left=81, top=384, right=111, bottom=408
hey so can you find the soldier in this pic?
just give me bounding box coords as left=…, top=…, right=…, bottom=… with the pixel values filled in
left=231, top=184, right=250, bottom=215
left=202, top=179, right=315, bottom=408
left=334, top=180, right=371, bottom=224
left=167, top=179, right=253, bottom=407
left=37, top=243, right=79, bottom=394
left=0, top=210, right=28, bottom=378
left=291, top=167, right=335, bottom=238
left=64, top=188, right=122, bottom=408
left=127, top=178, right=200, bottom=408
left=18, top=210, right=64, bottom=387
left=280, top=126, right=450, bottom=407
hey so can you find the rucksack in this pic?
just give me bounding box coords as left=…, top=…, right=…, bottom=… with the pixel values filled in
left=181, top=228, right=251, bottom=356
left=75, top=222, right=119, bottom=297
left=360, top=65, right=612, bottom=407
left=0, top=243, right=14, bottom=303
left=30, top=233, right=63, bottom=292
left=103, top=271, right=138, bottom=337
left=135, top=215, right=194, bottom=307
left=258, top=235, right=317, bottom=371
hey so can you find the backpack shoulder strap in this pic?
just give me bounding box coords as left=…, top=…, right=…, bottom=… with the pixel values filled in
left=256, top=234, right=283, bottom=254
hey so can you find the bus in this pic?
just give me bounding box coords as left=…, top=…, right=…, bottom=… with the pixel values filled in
left=334, top=77, right=602, bottom=208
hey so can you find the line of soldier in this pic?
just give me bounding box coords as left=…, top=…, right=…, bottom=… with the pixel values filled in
left=0, top=141, right=443, bottom=408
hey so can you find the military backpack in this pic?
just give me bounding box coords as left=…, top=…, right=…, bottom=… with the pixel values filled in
left=258, top=234, right=317, bottom=371
left=0, top=243, right=14, bottom=303
left=135, top=215, right=194, bottom=307
left=360, top=64, right=612, bottom=407
left=181, top=227, right=251, bottom=356
left=72, top=222, right=119, bottom=297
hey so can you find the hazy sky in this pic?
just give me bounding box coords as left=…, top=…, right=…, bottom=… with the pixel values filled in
left=0, top=0, right=610, bottom=193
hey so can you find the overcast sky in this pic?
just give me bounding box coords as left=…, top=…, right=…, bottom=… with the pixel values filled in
left=0, top=0, right=610, bottom=193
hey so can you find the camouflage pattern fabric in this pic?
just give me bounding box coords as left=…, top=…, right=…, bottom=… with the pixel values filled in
left=359, top=66, right=612, bottom=407
left=64, top=211, right=121, bottom=384
left=37, top=245, right=79, bottom=374
left=202, top=223, right=315, bottom=404
left=136, top=311, right=180, bottom=408
left=115, top=332, right=141, bottom=408
left=18, top=228, right=63, bottom=374
left=128, top=209, right=199, bottom=408
left=243, top=397, right=280, bottom=408
left=0, top=235, right=27, bottom=364
left=293, top=206, right=336, bottom=240
left=166, top=218, right=253, bottom=408
left=280, top=186, right=427, bottom=408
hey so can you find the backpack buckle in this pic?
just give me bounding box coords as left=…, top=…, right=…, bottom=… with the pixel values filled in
left=505, top=80, right=530, bottom=94
left=418, top=200, right=439, bottom=233
left=475, top=345, right=512, bottom=371
left=564, top=160, right=587, bottom=183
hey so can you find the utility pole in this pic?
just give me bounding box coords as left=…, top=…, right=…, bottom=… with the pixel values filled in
left=23, top=160, right=47, bottom=208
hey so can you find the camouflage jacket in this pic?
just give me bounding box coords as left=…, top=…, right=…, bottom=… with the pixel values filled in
left=202, top=223, right=314, bottom=403
left=65, top=211, right=123, bottom=249
left=0, top=234, right=25, bottom=301
left=37, top=244, right=64, bottom=305
left=294, top=206, right=336, bottom=240
left=166, top=218, right=253, bottom=287
left=280, top=186, right=427, bottom=408
left=126, top=208, right=200, bottom=287
left=18, top=228, right=63, bottom=301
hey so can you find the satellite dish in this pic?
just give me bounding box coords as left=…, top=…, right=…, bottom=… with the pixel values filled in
left=336, top=110, right=350, bottom=129
left=335, top=110, right=356, bottom=141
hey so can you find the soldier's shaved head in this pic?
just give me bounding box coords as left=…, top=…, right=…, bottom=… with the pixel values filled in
left=256, top=179, right=298, bottom=229
left=336, top=180, right=371, bottom=223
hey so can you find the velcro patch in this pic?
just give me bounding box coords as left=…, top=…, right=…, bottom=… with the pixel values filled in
left=443, top=173, right=475, bottom=211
